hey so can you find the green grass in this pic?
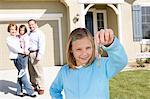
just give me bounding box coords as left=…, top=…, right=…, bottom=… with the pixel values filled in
left=110, top=70, right=150, bottom=99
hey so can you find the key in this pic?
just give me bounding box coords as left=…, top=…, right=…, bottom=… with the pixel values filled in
left=97, top=44, right=103, bottom=65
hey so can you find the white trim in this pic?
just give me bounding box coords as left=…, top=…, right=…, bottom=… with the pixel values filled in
left=90, top=9, right=97, bottom=35
left=0, top=13, right=43, bottom=21
left=58, top=18, right=64, bottom=65
left=107, top=4, right=119, bottom=15
left=78, top=0, right=124, bottom=4
left=0, top=9, right=46, bottom=21
left=89, top=9, right=107, bottom=35
left=39, top=14, right=63, bottom=20
left=0, top=13, right=63, bottom=21
left=41, top=14, right=64, bottom=65
left=84, top=4, right=94, bottom=15
left=80, top=4, right=86, bottom=27
left=134, top=2, right=150, bottom=6
left=96, top=10, right=107, bottom=29
left=136, top=52, right=150, bottom=58
left=140, top=4, right=150, bottom=6
left=117, top=4, right=123, bottom=44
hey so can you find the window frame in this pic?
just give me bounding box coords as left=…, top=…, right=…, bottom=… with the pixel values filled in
left=132, top=4, right=150, bottom=42
left=89, top=8, right=107, bottom=36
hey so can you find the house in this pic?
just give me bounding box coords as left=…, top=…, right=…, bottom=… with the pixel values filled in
left=0, top=0, right=149, bottom=69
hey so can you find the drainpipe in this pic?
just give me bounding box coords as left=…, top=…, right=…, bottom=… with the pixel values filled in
left=80, top=4, right=86, bottom=28
left=117, top=4, right=123, bottom=44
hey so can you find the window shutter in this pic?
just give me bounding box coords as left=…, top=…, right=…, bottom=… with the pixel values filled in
left=132, top=5, right=142, bottom=41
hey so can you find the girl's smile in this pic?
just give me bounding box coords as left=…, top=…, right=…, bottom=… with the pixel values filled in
left=72, top=37, right=93, bottom=66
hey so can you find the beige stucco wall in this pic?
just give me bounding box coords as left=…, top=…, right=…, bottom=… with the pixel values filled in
left=0, top=23, right=14, bottom=69
left=107, top=6, right=118, bottom=37
left=61, top=0, right=85, bottom=32
left=120, top=0, right=150, bottom=62
left=121, top=1, right=141, bottom=62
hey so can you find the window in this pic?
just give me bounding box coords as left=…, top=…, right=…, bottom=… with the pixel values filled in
left=132, top=5, right=150, bottom=41
left=142, top=7, right=150, bottom=39
left=85, top=10, right=107, bottom=36
left=97, top=13, right=104, bottom=30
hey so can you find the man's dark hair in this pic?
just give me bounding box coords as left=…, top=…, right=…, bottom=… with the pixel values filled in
left=28, top=19, right=37, bottom=23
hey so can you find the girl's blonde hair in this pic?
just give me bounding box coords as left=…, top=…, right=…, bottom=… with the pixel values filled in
left=66, top=28, right=95, bottom=69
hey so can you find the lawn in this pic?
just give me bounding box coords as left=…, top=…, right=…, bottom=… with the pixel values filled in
left=110, top=70, right=150, bottom=99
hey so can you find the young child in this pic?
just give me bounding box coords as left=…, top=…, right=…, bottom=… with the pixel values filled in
left=6, top=24, right=36, bottom=97
left=17, top=25, right=30, bottom=78
left=50, top=28, right=128, bottom=99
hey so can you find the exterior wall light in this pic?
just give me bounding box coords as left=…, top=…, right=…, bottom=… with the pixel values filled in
left=73, top=14, right=79, bottom=23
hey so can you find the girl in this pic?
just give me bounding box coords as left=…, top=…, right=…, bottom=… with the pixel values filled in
left=50, top=28, right=128, bottom=99
left=6, top=24, right=36, bottom=97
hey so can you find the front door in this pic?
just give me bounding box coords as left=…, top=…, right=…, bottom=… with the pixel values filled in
left=85, top=10, right=108, bottom=57
left=85, top=10, right=107, bottom=36
left=85, top=12, right=94, bottom=36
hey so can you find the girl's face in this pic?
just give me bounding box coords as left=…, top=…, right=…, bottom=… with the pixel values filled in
left=72, top=37, right=93, bottom=66
left=9, top=26, right=17, bottom=36
left=19, top=28, right=26, bottom=35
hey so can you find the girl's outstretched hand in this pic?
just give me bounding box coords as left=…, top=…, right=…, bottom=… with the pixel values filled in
left=96, top=29, right=114, bottom=47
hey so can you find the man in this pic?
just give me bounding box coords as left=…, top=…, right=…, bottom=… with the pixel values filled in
left=28, top=19, right=45, bottom=95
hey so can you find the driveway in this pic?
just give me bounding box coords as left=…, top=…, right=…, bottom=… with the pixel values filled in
left=0, top=66, right=61, bottom=99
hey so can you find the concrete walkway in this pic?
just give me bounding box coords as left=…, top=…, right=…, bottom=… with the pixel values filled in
left=0, top=66, right=61, bottom=99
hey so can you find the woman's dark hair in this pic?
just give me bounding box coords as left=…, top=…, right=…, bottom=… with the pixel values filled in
left=28, top=19, right=37, bottom=23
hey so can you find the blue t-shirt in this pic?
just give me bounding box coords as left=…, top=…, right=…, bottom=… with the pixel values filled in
left=50, top=37, right=128, bottom=99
